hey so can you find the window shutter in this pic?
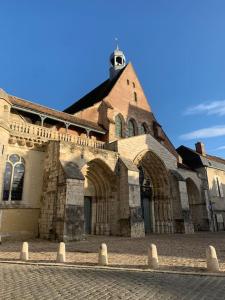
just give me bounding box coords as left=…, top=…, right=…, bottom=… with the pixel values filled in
left=219, top=180, right=224, bottom=197
left=215, top=177, right=220, bottom=197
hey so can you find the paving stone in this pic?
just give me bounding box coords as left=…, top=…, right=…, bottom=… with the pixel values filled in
left=2, top=263, right=225, bottom=299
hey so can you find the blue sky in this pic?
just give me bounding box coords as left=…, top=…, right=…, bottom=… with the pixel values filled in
left=1, top=0, right=225, bottom=157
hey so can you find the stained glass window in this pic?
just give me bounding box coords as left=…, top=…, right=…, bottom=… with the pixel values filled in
left=115, top=115, right=123, bottom=137
left=140, top=123, right=148, bottom=134
left=2, top=155, right=25, bottom=201
left=11, top=164, right=25, bottom=200
left=128, top=119, right=136, bottom=137
left=9, top=154, right=20, bottom=164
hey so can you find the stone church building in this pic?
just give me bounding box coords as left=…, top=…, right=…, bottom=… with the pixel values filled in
left=0, top=47, right=225, bottom=240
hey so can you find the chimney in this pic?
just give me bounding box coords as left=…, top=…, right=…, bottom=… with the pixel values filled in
left=195, top=142, right=206, bottom=156
left=178, top=155, right=183, bottom=164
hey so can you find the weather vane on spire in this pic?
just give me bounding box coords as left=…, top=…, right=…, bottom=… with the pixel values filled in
left=115, top=37, right=119, bottom=50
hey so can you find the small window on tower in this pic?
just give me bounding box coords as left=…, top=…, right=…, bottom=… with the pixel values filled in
left=132, top=82, right=135, bottom=88
left=127, top=79, right=129, bottom=85
left=116, top=56, right=122, bottom=65
left=134, top=92, right=137, bottom=102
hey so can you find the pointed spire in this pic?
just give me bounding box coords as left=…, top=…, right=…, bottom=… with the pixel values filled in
left=109, top=41, right=126, bottom=80
left=115, top=37, right=119, bottom=50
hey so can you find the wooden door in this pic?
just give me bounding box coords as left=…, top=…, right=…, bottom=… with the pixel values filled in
left=84, top=197, right=92, bottom=234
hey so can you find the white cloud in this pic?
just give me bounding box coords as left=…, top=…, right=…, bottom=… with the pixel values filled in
left=184, top=100, right=225, bottom=116
left=215, top=145, right=225, bottom=150
left=180, top=125, right=225, bottom=140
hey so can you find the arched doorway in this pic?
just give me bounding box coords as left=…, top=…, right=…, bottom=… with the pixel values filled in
left=82, top=159, right=116, bottom=235
left=135, top=151, right=173, bottom=233
left=186, top=178, right=202, bottom=231
left=139, top=166, right=153, bottom=233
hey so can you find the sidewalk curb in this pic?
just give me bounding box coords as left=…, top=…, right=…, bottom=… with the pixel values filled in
left=0, top=260, right=225, bottom=277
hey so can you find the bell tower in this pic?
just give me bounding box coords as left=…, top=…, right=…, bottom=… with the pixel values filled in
left=109, top=45, right=126, bottom=80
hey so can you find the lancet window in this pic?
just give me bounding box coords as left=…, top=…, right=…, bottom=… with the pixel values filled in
left=3, top=154, right=25, bottom=201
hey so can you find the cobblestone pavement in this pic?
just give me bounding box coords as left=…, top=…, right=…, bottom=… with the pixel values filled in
left=1, top=263, right=225, bottom=300
left=1, top=232, right=225, bottom=273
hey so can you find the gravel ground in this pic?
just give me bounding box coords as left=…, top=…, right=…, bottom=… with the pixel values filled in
left=1, top=232, right=225, bottom=273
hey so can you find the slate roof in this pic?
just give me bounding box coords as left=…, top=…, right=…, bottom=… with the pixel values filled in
left=207, top=154, right=225, bottom=165
left=63, top=67, right=126, bottom=114
left=9, top=95, right=105, bottom=133
left=177, top=145, right=225, bottom=171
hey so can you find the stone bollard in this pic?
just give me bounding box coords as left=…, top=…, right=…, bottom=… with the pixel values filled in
left=206, top=245, right=219, bottom=272
left=20, top=242, right=29, bottom=261
left=98, top=243, right=108, bottom=266
left=148, top=243, right=159, bottom=269
left=57, top=242, right=66, bottom=263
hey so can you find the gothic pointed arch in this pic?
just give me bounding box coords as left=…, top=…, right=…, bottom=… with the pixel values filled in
left=134, top=150, right=173, bottom=233
left=186, top=178, right=203, bottom=231
left=115, top=113, right=125, bottom=138
left=3, top=154, right=25, bottom=201
left=81, top=158, right=117, bottom=235
left=140, top=122, right=148, bottom=134
left=128, top=118, right=138, bottom=137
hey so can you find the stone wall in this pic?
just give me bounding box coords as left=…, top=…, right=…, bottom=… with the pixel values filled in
left=169, top=174, right=183, bottom=233
left=117, top=160, right=130, bottom=236
left=117, top=159, right=145, bottom=237
left=7, top=145, right=45, bottom=207
left=0, top=91, right=11, bottom=206
left=0, top=91, right=46, bottom=239
left=109, top=134, right=177, bottom=171
left=64, top=178, right=85, bottom=241
left=179, top=167, right=210, bottom=231
left=0, top=145, right=45, bottom=239
left=59, top=141, right=145, bottom=238
left=39, top=141, right=62, bottom=240
left=0, top=208, right=40, bottom=239
left=109, top=135, right=204, bottom=234
left=206, top=167, right=225, bottom=230
left=59, top=142, right=118, bottom=172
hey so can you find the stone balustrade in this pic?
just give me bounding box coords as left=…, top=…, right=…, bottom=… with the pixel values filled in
left=9, top=121, right=105, bottom=149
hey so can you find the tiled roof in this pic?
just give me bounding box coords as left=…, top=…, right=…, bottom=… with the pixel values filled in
left=9, top=95, right=105, bottom=133
left=160, top=129, right=179, bottom=159
left=206, top=154, right=225, bottom=165
left=63, top=67, right=126, bottom=114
